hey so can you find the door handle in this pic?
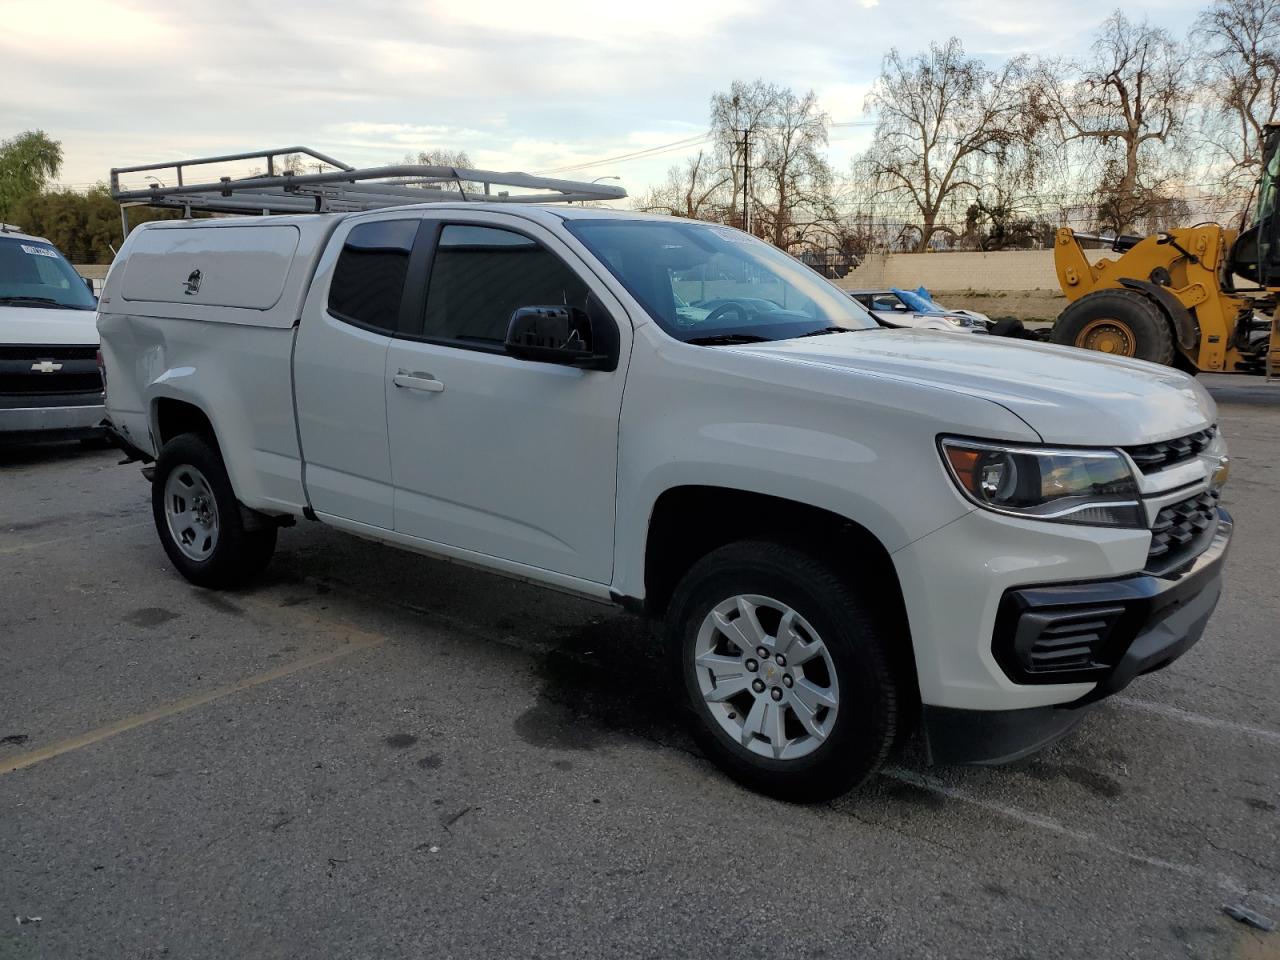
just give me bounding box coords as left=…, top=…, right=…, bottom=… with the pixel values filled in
left=393, top=371, right=445, bottom=393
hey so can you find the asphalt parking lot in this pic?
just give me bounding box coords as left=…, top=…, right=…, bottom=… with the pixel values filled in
left=1, top=375, right=1278, bottom=960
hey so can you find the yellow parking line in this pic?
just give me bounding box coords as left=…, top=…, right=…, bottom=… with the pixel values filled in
left=0, top=634, right=384, bottom=775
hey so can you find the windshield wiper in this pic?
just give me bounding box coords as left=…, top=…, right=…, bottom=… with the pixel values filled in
left=0, top=296, right=76, bottom=309
left=685, top=333, right=772, bottom=346
left=794, top=326, right=858, bottom=338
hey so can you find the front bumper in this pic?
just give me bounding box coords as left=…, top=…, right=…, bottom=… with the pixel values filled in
left=923, top=510, right=1231, bottom=764
left=0, top=394, right=106, bottom=439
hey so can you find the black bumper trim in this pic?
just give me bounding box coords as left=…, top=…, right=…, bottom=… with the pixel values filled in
left=929, top=511, right=1232, bottom=766
left=922, top=703, right=1091, bottom=766
left=992, top=510, right=1231, bottom=688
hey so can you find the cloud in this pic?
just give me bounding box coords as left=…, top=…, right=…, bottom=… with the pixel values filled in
left=0, top=0, right=1207, bottom=195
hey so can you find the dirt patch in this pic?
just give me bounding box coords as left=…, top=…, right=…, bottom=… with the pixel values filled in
left=931, top=288, right=1064, bottom=326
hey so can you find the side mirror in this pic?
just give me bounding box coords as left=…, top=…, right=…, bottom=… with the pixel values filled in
left=504, top=296, right=618, bottom=371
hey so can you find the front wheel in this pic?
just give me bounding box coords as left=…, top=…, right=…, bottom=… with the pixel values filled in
left=1051, top=289, right=1175, bottom=365
left=667, top=541, right=901, bottom=801
left=151, top=432, right=276, bottom=589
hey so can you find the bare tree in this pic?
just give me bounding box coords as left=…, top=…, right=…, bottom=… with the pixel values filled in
left=1193, top=0, right=1280, bottom=219
left=750, top=88, right=835, bottom=251
left=633, top=150, right=729, bottom=219
left=633, top=80, right=841, bottom=251
left=710, top=81, right=778, bottom=230
left=963, top=184, right=1055, bottom=251
left=862, top=38, right=1033, bottom=252
left=407, top=149, right=473, bottom=168
left=1037, top=12, right=1189, bottom=232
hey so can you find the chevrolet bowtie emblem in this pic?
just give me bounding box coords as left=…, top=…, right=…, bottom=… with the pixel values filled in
left=31, top=360, right=62, bottom=373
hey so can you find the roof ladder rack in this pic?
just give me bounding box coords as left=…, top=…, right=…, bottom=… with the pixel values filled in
left=109, top=146, right=626, bottom=232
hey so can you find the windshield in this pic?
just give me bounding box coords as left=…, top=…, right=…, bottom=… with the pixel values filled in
left=0, top=236, right=96, bottom=310
left=565, top=219, right=877, bottom=343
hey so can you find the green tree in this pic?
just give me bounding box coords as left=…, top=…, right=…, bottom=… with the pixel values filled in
left=13, top=186, right=185, bottom=263
left=0, top=130, right=63, bottom=222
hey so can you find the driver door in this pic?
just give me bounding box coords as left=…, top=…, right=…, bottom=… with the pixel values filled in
left=385, top=214, right=632, bottom=583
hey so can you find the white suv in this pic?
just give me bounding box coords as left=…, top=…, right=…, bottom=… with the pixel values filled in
left=0, top=226, right=103, bottom=440
left=98, top=206, right=1232, bottom=800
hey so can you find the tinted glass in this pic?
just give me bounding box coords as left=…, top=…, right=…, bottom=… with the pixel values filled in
left=566, top=219, right=876, bottom=344
left=0, top=237, right=96, bottom=310
left=422, top=225, right=589, bottom=343
left=328, top=219, right=418, bottom=333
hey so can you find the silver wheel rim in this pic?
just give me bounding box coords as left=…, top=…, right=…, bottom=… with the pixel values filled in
left=163, top=464, right=219, bottom=562
left=692, top=594, right=839, bottom=761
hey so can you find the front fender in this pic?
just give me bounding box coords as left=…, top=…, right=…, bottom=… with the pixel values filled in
left=610, top=331, right=1038, bottom=601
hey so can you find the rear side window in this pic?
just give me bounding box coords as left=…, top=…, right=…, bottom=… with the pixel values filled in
left=328, top=220, right=418, bottom=333
left=422, top=225, right=588, bottom=344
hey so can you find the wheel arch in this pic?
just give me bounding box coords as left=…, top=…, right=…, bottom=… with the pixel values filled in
left=637, top=485, right=918, bottom=697
left=152, top=395, right=220, bottom=450
left=1116, top=278, right=1198, bottom=352
left=147, top=392, right=256, bottom=505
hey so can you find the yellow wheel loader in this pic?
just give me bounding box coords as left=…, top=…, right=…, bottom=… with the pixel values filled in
left=1051, top=123, right=1280, bottom=377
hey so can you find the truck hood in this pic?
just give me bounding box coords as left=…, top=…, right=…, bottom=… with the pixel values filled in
left=735, top=329, right=1215, bottom=445
left=0, top=305, right=100, bottom=346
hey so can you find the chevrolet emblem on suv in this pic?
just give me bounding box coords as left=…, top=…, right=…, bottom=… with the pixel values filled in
left=31, top=360, right=63, bottom=373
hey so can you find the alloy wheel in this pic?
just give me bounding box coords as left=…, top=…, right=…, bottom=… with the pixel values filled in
left=692, top=594, right=839, bottom=761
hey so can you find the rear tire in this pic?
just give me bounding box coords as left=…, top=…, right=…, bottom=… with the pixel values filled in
left=666, top=541, right=900, bottom=802
left=151, top=432, right=276, bottom=589
left=1052, top=289, right=1175, bottom=365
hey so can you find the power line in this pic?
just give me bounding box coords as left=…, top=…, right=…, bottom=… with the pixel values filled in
left=539, top=133, right=712, bottom=175
left=538, top=118, right=873, bottom=177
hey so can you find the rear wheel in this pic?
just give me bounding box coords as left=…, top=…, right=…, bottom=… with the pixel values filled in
left=1052, top=289, right=1175, bottom=365
left=151, top=432, right=276, bottom=588
left=666, top=541, right=900, bottom=802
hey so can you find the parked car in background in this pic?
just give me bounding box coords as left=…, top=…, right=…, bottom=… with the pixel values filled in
left=0, top=225, right=104, bottom=442
left=848, top=288, right=989, bottom=333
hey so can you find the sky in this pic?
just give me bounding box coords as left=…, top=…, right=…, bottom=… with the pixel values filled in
left=2, top=0, right=1209, bottom=201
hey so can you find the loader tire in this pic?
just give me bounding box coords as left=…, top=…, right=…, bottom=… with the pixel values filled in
left=1052, top=289, right=1175, bottom=366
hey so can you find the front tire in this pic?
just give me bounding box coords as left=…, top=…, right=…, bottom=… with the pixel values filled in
left=667, top=541, right=900, bottom=802
left=1051, top=289, right=1175, bottom=365
left=151, top=432, right=276, bottom=589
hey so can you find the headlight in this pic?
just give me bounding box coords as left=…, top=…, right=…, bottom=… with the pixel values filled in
left=939, top=438, right=1143, bottom=527
left=942, top=315, right=966, bottom=326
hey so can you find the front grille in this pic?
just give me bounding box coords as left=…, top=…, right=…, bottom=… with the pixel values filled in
left=1148, top=489, right=1220, bottom=570
left=1126, top=427, right=1216, bottom=474
left=0, top=344, right=101, bottom=398
left=0, top=345, right=98, bottom=361
left=1022, top=605, right=1127, bottom=673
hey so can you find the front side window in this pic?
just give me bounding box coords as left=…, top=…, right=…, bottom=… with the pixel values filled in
left=422, top=225, right=589, bottom=344
left=328, top=219, right=418, bottom=333
left=565, top=219, right=876, bottom=344
left=0, top=237, right=96, bottom=310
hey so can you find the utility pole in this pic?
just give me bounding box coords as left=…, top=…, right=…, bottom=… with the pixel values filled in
left=739, top=129, right=751, bottom=235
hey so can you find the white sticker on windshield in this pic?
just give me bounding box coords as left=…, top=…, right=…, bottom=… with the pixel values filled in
left=705, top=226, right=755, bottom=244
left=20, top=244, right=58, bottom=258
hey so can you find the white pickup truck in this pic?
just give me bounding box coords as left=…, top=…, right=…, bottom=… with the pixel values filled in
left=98, top=204, right=1232, bottom=800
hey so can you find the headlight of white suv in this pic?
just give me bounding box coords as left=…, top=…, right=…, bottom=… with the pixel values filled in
left=939, top=438, right=1143, bottom=528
